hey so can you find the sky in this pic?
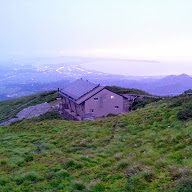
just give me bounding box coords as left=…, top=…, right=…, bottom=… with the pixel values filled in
left=0, top=0, right=192, bottom=75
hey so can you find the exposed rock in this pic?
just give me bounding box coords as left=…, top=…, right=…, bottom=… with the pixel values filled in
left=0, top=118, right=20, bottom=126
left=17, top=102, right=51, bottom=119
left=0, top=102, right=53, bottom=126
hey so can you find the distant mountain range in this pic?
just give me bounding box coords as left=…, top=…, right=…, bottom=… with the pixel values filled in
left=143, top=74, right=192, bottom=96
left=0, top=57, right=192, bottom=101
left=101, top=73, right=192, bottom=96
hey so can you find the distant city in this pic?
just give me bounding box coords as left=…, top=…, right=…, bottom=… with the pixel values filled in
left=0, top=56, right=192, bottom=101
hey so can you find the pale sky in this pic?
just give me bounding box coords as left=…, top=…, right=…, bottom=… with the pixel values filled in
left=1, top=0, right=192, bottom=62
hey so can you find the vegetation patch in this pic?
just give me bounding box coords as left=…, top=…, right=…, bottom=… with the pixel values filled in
left=130, top=97, right=161, bottom=111
left=105, top=86, right=150, bottom=95
left=0, top=91, right=192, bottom=191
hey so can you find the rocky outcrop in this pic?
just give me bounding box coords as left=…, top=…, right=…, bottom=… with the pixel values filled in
left=0, top=102, right=54, bottom=126
left=17, top=102, right=51, bottom=119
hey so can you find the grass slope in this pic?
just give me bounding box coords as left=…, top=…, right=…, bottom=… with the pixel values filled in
left=0, top=95, right=192, bottom=191
left=105, top=86, right=150, bottom=95
left=0, top=91, right=57, bottom=123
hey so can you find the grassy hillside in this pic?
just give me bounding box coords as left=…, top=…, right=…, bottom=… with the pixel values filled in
left=0, top=94, right=192, bottom=191
left=105, top=86, right=150, bottom=95
left=0, top=91, right=57, bottom=124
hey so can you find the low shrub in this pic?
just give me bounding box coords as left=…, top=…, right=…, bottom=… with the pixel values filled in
left=177, top=109, right=192, bottom=121
left=30, top=110, right=63, bottom=122
left=73, top=182, right=86, bottom=190
left=106, top=113, right=117, bottom=117
left=130, top=97, right=161, bottom=111
left=15, top=171, right=43, bottom=184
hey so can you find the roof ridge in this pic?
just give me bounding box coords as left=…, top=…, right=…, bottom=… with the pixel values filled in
left=60, top=79, right=100, bottom=100
left=77, top=84, right=100, bottom=100
left=76, top=86, right=105, bottom=104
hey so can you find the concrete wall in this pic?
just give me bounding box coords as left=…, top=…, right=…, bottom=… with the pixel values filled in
left=76, top=103, right=85, bottom=117
left=84, top=89, right=124, bottom=118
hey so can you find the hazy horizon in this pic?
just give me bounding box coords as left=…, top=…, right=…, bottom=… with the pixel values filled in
left=81, top=59, right=192, bottom=76
left=2, top=55, right=191, bottom=76
left=1, top=0, right=192, bottom=75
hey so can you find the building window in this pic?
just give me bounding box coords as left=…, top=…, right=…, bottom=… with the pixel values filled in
left=90, top=109, right=94, bottom=112
left=111, top=96, right=115, bottom=99
left=94, top=98, right=98, bottom=101
left=115, top=106, right=119, bottom=109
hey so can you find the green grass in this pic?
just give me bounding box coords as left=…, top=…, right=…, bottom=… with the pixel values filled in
left=0, top=93, right=192, bottom=191
left=0, top=91, right=57, bottom=123
left=105, top=86, right=150, bottom=95
left=130, top=97, right=162, bottom=111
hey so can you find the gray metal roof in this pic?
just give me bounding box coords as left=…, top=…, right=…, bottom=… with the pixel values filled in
left=76, top=86, right=105, bottom=104
left=60, top=79, right=100, bottom=100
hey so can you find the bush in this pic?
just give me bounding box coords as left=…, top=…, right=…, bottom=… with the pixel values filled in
left=177, top=109, right=192, bottom=121
left=117, top=162, right=128, bottom=170
left=24, top=154, right=34, bottom=162
left=175, top=179, right=192, bottom=192
left=30, top=110, right=63, bottom=122
left=0, top=176, right=9, bottom=186
left=125, top=177, right=147, bottom=191
left=73, top=182, right=86, bottom=190
left=91, top=183, right=106, bottom=191
left=15, top=171, right=43, bottom=184
left=106, top=113, right=117, bottom=117
left=65, top=160, right=83, bottom=170
left=130, top=97, right=161, bottom=111
left=169, top=96, right=192, bottom=108
left=55, top=170, right=69, bottom=178
left=105, top=86, right=150, bottom=95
